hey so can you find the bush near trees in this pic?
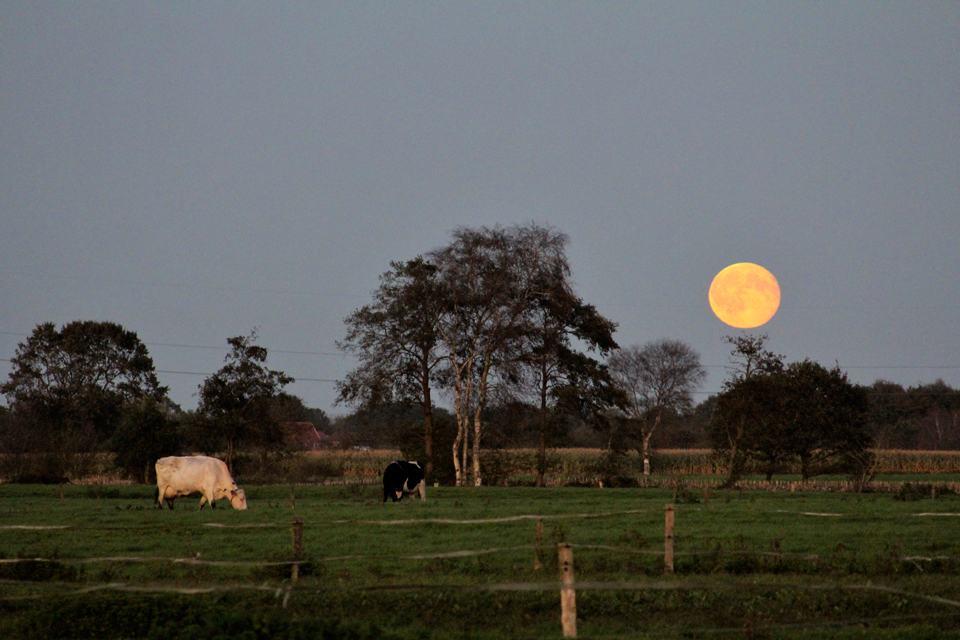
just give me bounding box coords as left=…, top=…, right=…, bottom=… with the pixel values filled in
left=110, top=398, right=180, bottom=484
left=707, top=335, right=873, bottom=486
left=197, top=330, right=294, bottom=473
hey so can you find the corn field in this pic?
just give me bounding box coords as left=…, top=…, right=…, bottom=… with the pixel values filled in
left=272, top=448, right=960, bottom=485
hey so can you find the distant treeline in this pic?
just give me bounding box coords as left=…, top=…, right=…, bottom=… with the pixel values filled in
left=331, top=377, right=960, bottom=453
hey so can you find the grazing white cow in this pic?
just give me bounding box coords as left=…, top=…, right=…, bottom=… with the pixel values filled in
left=155, top=456, right=247, bottom=510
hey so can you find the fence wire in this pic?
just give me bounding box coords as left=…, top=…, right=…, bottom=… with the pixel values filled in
left=5, top=510, right=960, bottom=637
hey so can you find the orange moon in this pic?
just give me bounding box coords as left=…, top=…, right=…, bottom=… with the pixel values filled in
left=709, top=263, right=780, bottom=328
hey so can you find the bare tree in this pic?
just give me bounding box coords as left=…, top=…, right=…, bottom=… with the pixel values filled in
left=607, top=340, right=706, bottom=474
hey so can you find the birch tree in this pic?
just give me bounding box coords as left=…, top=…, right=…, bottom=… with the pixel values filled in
left=430, top=224, right=569, bottom=486
left=607, top=339, right=706, bottom=474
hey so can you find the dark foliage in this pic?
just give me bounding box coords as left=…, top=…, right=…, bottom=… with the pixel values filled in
left=1, top=321, right=167, bottom=481
left=708, top=336, right=872, bottom=485
left=396, top=407, right=458, bottom=485
left=197, top=330, right=293, bottom=471
left=110, top=399, right=181, bottom=484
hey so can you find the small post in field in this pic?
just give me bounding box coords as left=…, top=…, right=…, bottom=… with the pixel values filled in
left=534, top=517, right=544, bottom=570
left=291, top=516, right=304, bottom=582
left=664, top=504, right=675, bottom=575
left=558, top=543, right=577, bottom=638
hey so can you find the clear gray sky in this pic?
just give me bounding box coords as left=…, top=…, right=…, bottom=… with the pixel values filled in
left=2, top=3, right=958, bottom=415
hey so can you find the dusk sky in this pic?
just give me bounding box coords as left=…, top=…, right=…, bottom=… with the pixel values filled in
left=2, top=3, right=958, bottom=415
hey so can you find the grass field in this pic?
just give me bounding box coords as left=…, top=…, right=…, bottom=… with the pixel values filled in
left=5, top=481, right=960, bottom=638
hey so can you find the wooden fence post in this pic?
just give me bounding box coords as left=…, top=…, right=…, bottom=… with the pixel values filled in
left=291, top=517, right=304, bottom=582
left=664, top=504, right=675, bottom=575
left=559, top=543, right=577, bottom=638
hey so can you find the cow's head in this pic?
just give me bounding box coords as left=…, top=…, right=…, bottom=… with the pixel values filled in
left=229, top=488, right=247, bottom=510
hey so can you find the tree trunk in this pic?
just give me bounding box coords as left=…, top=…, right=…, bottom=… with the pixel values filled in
left=472, top=407, right=483, bottom=487
left=450, top=366, right=469, bottom=487
left=642, top=433, right=652, bottom=475
left=722, top=419, right=745, bottom=488
left=422, top=382, right=434, bottom=476
left=462, top=424, right=470, bottom=485
left=536, top=367, right=548, bottom=487
left=536, top=426, right=547, bottom=487
left=641, top=411, right=662, bottom=476
left=452, top=416, right=466, bottom=487
left=471, top=361, right=492, bottom=487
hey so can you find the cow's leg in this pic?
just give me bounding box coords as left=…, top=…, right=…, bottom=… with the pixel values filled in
left=167, top=499, right=175, bottom=510
left=417, top=480, right=426, bottom=502
left=198, top=494, right=208, bottom=510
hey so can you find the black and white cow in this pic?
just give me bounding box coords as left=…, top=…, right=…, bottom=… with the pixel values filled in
left=382, top=460, right=426, bottom=503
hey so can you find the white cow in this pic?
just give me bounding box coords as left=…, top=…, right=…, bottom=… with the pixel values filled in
left=155, top=456, right=247, bottom=510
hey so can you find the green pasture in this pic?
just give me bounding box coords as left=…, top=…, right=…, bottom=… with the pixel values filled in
left=4, top=483, right=960, bottom=638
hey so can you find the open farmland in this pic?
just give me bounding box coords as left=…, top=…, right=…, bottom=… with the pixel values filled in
left=5, top=478, right=960, bottom=638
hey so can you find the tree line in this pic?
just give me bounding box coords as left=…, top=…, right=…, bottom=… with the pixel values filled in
left=1, top=223, right=958, bottom=486
left=0, top=323, right=326, bottom=483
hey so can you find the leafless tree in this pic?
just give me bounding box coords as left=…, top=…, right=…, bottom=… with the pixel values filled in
left=607, top=340, right=706, bottom=474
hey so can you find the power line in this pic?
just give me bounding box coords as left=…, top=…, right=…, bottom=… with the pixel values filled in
left=0, top=332, right=345, bottom=357
left=149, top=343, right=345, bottom=357
left=4, top=332, right=960, bottom=370
left=154, top=369, right=337, bottom=383
left=1, top=270, right=368, bottom=300
left=0, top=361, right=338, bottom=383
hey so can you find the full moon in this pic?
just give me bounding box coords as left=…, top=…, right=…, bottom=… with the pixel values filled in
left=709, top=263, right=781, bottom=328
